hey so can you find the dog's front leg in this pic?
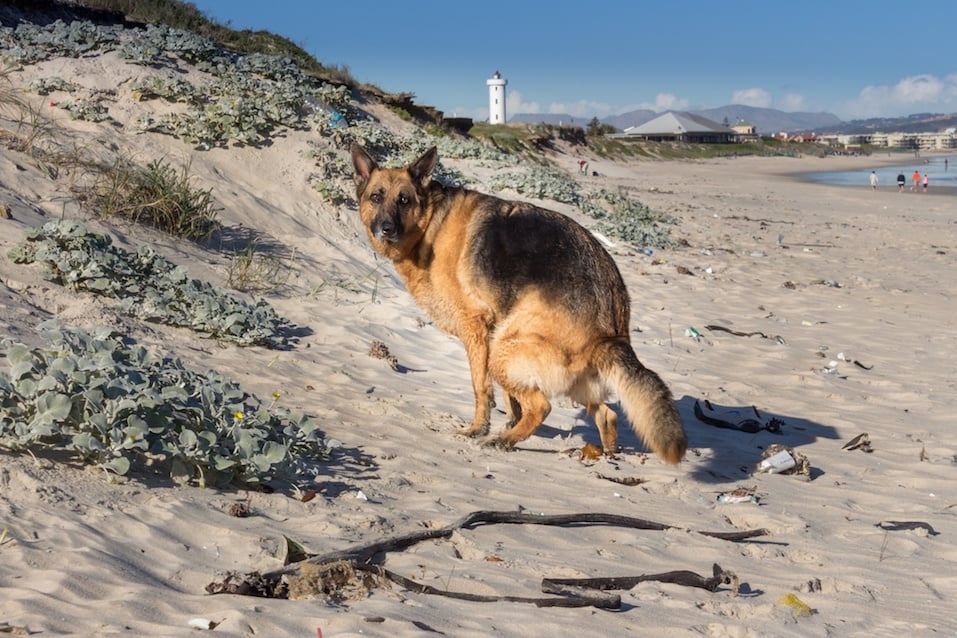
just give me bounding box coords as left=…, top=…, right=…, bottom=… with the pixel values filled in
left=459, top=319, right=494, bottom=438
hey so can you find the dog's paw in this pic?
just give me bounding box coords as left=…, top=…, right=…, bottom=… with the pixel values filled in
left=459, top=422, right=490, bottom=438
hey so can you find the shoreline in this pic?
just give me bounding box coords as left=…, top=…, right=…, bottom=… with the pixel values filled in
left=604, top=150, right=956, bottom=193
left=683, top=151, right=957, bottom=195
left=793, top=151, right=955, bottom=191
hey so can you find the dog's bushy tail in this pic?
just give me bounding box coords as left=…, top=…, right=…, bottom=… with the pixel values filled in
left=594, top=339, right=687, bottom=464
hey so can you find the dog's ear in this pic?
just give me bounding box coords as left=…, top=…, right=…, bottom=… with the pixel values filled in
left=409, top=146, right=438, bottom=188
left=351, top=144, right=377, bottom=191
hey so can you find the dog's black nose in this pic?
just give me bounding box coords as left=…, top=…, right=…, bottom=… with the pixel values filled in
left=373, top=217, right=398, bottom=241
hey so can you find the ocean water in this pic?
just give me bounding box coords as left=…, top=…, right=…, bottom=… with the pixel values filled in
left=803, top=155, right=957, bottom=190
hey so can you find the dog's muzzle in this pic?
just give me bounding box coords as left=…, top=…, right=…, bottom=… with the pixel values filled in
left=371, top=215, right=400, bottom=242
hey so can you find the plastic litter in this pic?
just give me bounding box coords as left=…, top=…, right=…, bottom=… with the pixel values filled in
left=188, top=618, right=218, bottom=630
left=757, top=444, right=811, bottom=478
left=758, top=449, right=796, bottom=474
left=777, top=593, right=814, bottom=617
left=716, top=488, right=760, bottom=504
left=304, top=96, right=347, bottom=128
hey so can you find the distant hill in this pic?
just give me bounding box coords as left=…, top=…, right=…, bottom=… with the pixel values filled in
left=692, top=105, right=842, bottom=135
left=510, top=110, right=659, bottom=131
left=511, top=106, right=957, bottom=136
left=831, top=112, right=957, bottom=134
left=509, top=113, right=588, bottom=127
left=601, top=110, right=658, bottom=131
left=511, top=105, right=842, bottom=135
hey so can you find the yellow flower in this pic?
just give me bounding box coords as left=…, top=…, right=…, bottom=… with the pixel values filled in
left=233, top=411, right=244, bottom=421
left=272, top=391, right=282, bottom=399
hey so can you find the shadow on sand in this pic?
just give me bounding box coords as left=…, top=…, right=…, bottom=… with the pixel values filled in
left=545, top=395, right=839, bottom=484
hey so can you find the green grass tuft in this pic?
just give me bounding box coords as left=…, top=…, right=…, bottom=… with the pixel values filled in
left=86, top=156, right=221, bottom=241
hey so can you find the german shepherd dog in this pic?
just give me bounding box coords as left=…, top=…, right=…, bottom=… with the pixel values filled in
left=351, top=144, right=687, bottom=464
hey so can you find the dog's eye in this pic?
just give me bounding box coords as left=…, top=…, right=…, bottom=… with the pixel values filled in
left=398, top=194, right=410, bottom=206
left=369, top=192, right=382, bottom=203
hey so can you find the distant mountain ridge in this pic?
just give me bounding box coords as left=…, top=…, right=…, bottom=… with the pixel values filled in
left=692, top=105, right=841, bottom=134
left=511, top=106, right=957, bottom=136
left=508, top=113, right=595, bottom=127
left=831, top=112, right=957, bottom=134
left=511, top=106, right=839, bottom=134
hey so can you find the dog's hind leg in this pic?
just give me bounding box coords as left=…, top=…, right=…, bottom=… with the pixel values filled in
left=484, top=331, right=558, bottom=448
left=588, top=403, right=619, bottom=453
left=485, top=387, right=551, bottom=449
left=503, top=392, right=522, bottom=427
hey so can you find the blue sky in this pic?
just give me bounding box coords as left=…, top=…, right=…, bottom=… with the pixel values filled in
left=189, top=0, right=957, bottom=123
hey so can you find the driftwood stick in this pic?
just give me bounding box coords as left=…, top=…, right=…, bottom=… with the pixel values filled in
left=697, top=529, right=770, bottom=542
left=356, top=565, right=621, bottom=609
left=264, top=510, right=769, bottom=578
left=542, top=563, right=738, bottom=594
left=459, top=510, right=672, bottom=530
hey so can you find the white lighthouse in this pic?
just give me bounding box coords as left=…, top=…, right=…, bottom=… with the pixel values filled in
left=486, top=70, right=507, bottom=124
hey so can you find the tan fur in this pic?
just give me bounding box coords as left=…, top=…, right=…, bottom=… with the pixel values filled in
left=351, top=144, right=686, bottom=464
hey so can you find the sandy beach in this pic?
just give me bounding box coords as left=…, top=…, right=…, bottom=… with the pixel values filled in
left=2, top=21, right=957, bottom=637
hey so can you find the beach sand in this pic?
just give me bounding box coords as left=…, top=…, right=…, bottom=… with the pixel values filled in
left=1, top=43, right=956, bottom=638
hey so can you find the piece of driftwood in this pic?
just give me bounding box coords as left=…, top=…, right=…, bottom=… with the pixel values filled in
left=596, top=473, right=647, bottom=486
left=542, top=563, right=739, bottom=594
left=264, top=510, right=769, bottom=579
left=212, top=511, right=764, bottom=607
left=206, top=561, right=622, bottom=608
left=355, top=564, right=622, bottom=609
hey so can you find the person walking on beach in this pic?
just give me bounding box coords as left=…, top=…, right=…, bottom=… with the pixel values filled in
left=922, top=174, right=929, bottom=192
left=578, top=159, right=589, bottom=174
left=912, top=170, right=921, bottom=192
left=869, top=171, right=879, bottom=190
left=897, top=171, right=906, bottom=192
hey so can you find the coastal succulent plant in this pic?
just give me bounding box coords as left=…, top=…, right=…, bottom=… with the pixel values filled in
left=9, top=220, right=294, bottom=348
left=489, top=166, right=582, bottom=204
left=587, top=190, right=677, bottom=248
left=130, top=74, right=200, bottom=103
left=489, top=169, right=675, bottom=248
left=0, top=20, right=119, bottom=63
left=0, top=321, right=329, bottom=486
left=2, top=19, right=358, bottom=149
left=59, top=97, right=110, bottom=122
left=26, top=76, right=76, bottom=95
